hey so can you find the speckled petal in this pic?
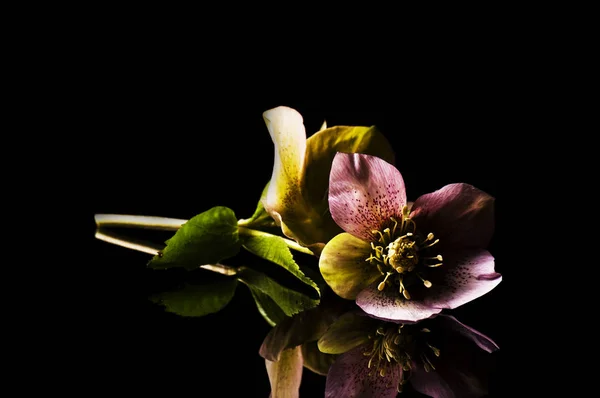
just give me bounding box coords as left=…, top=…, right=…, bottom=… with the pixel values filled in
left=329, top=153, right=406, bottom=241
left=410, top=183, right=495, bottom=250
left=425, top=249, right=501, bottom=311
left=325, top=345, right=401, bottom=398
left=356, top=283, right=442, bottom=323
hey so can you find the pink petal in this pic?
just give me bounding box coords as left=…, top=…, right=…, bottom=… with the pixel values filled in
left=425, top=249, right=501, bottom=311
left=356, top=283, right=442, bottom=323
left=437, top=314, right=499, bottom=353
left=325, top=345, right=401, bottom=398
left=329, top=153, right=406, bottom=241
left=410, top=183, right=494, bottom=250
left=409, top=364, right=456, bottom=398
left=409, top=354, right=490, bottom=398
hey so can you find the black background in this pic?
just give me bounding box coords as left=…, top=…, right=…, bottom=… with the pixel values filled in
left=87, top=71, right=510, bottom=397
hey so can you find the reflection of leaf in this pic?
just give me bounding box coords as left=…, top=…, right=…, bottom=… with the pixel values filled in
left=150, top=280, right=238, bottom=317
left=248, top=287, right=288, bottom=327
left=148, top=206, right=241, bottom=270
left=237, top=267, right=319, bottom=317
left=242, top=234, right=320, bottom=296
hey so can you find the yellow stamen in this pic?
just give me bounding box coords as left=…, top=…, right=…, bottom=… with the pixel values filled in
left=427, top=343, right=440, bottom=357
left=422, top=238, right=439, bottom=249
left=426, top=255, right=443, bottom=261
left=378, top=272, right=393, bottom=291
left=372, top=230, right=384, bottom=242
left=417, top=273, right=432, bottom=288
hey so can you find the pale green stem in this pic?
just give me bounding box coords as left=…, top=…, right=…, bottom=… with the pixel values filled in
left=94, top=214, right=186, bottom=230
left=94, top=229, right=238, bottom=275
left=94, top=213, right=314, bottom=256
left=94, top=229, right=164, bottom=255
left=238, top=226, right=314, bottom=256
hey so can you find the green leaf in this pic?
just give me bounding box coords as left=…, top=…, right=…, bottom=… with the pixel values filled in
left=242, top=234, right=320, bottom=296
left=150, top=279, right=238, bottom=317
left=148, top=206, right=241, bottom=270
left=248, top=286, right=289, bottom=327
left=237, top=267, right=319, bottom=317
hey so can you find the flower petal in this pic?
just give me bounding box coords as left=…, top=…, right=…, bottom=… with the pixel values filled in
left=436, top=314, right=499, bottom=353
left=410, top=183, right=495, bottom=250
left=301, top=341, right=337, bottom=376
left=301, top=126, right=396, bottom=244
left=356, top=283, right=442, bottom=323
left=262, top=106, right=308, bottom=231
left=318, top=311, right=376, bottom=354
left=409, top=348, right=491, bottom=398
left=329, top=153, right=406, bottom=241
left=260, top=302, right=347, bottom=361
left=265, top=345, right=303, bottom=398
left=325, top=345, right=401, bottom=398
left=425, top=249, right=501, bottom=311
left=409, top=364, right=456, bottom=398
left=319, top=232, right=381, bottom=299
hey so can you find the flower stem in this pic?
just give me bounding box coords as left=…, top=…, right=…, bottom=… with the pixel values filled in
left=94, top=229, right=238, bottom=275
left=238, top=226, right=314, bottom=256
left=94, top=229, right=164, bottom=255
left=94, top=214, right=187, bottom=230
left=94, top=213, right=314, bottom=256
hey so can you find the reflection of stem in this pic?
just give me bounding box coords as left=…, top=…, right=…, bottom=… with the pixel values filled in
left=238, top=226, right=314, bottom=256
left=94, top=229, right=238, bottom=275
left=94, top=214, right=186, bottom=230
left=95, top=229, right=163, bottom=255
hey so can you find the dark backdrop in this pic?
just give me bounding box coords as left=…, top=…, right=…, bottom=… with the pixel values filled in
left=88, top=79, right=507, bottom=397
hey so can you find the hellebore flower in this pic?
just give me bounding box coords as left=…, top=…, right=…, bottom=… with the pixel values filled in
left=318, top=311, right=499, bottom=398
left=260, top=296, right=351, bottom=397
left=320, top=152, right=501, bottom=322
left=261, top=106, right=395, bottom=253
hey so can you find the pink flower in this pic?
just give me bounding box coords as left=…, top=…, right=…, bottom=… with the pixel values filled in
left=319, top=153, right=501, bottom=322
left=318, top=311, right=499, bottom=398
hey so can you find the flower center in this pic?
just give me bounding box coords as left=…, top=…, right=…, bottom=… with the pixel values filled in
left=365, top=205, right=443, bottom=298
left=363, top=323, right=441, bottom=393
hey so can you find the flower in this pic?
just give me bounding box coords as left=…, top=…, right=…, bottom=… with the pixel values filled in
left=261, top=106, right=395, bottom=253
left=318, top=310, right=499, bottom=397
left=260, top=295, right=352, bottom=397
left=319, top=152, right=501, bottom=322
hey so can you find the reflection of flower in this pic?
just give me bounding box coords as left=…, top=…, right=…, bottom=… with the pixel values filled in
left=260, top=296, right=351, bottom=397
left=318, top=311, right=499, bottom=397
left=320, top=153, right=501, bottom=322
